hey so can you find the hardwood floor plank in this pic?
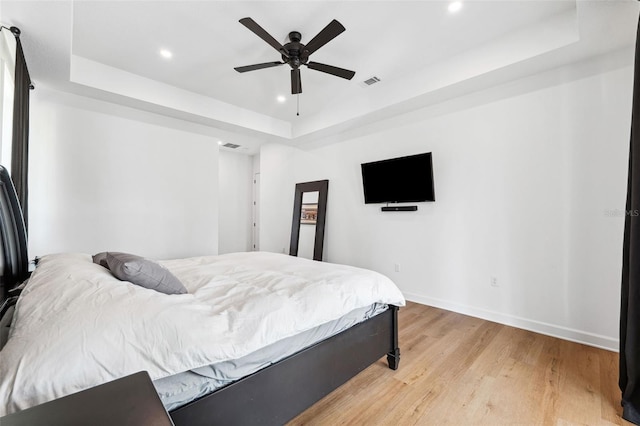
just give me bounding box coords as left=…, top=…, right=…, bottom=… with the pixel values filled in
left=288, top=302, right=629, bottom=425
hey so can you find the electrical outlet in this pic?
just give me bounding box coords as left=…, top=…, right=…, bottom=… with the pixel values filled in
left=394, top=264, right=400, bottom=273
left=490, top=276, right=499, bottom=287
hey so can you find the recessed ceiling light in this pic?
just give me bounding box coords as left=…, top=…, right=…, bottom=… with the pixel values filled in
left=448, top=1, right=463, bottom=13
left=159, top=49, right=173, bottom=59
left=276, top=95, right=286, bottom=103
left=217, top=140, right=223, bottom=145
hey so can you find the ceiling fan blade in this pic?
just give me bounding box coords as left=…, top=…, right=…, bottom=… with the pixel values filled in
left=306, top=62, right=355, bottom=80
left=291, top=69, right=302, bottom=94
left=234, top=62, right=284, bottom=73
left=239, top=17, right=289, bottom=58
left=303, top=19, right=346, bottom=56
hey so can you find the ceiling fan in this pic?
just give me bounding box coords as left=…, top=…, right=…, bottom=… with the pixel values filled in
left=234, top=18, right=356, bottom=95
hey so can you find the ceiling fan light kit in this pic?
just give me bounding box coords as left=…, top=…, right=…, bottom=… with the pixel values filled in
left=234, top=17, right=356, bottom=99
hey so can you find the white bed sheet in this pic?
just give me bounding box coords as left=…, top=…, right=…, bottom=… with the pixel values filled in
left=0, top=251, right=405, bottom=416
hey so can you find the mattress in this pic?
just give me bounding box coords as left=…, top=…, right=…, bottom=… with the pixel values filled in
left=155, top=303, right=387, bottom=411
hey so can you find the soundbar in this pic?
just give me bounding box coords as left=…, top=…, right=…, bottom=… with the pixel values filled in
left=381, top=206, right=418, bottom=212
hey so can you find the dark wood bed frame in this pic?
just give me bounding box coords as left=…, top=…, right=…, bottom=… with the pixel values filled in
left=0, top=165, right=401, bottom=425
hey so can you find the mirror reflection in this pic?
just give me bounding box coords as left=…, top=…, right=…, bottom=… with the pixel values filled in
left=298, top=191, right=319, bottom=260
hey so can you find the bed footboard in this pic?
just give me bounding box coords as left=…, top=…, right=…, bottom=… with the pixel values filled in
left=170, top=305, right=400, bottom=426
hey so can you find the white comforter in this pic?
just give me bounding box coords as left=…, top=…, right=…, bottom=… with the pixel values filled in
left=0, top=251, right=405, bottom=415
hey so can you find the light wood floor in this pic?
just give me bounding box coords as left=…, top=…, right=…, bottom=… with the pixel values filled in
left=289, top=301, right=627, bottom=425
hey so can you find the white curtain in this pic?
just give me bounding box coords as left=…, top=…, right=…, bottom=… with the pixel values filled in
left=0, top=29, right=15, bottom=171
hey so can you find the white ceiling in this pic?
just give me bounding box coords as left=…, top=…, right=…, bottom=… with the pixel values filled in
left=71, top=1, right=574, bottom=120
left=1, top=1, right=639, bottom=153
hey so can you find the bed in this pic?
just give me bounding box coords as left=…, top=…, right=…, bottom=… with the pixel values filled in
left=0, top=166, right=404, bottom=425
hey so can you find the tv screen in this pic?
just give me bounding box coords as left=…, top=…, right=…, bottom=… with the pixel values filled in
left=361, top=153, right=435, bottom=204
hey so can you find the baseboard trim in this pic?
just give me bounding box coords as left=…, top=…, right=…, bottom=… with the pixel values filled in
left=404, top=292, right=619, bottom=352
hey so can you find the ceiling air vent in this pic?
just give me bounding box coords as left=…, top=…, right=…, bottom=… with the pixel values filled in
left=362, top=76, right=381, bottom=87
left=222, top=143, right=241, bottom=149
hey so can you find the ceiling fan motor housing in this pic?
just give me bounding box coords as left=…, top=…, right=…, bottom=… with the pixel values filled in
left=283, top=31, right=307, bottom=68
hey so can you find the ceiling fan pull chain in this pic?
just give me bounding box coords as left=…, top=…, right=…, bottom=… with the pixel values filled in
left=297, top=94, right=300, bottom=116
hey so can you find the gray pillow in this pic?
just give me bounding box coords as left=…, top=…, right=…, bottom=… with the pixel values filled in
left=92, top=252, right=109, bottom=268
left=104, top=252, right=187, bottom=295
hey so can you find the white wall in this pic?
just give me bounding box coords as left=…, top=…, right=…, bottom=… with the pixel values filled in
left=259, top=144, right=299, bottom=255
left=29, top=87, right=219, bottom=259
left=218, top=150, right=253, bottom=254
left=259, top=57, right=633, bottom=351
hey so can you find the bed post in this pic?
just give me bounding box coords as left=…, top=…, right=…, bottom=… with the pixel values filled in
left=386, top=305, right=400, bottom=370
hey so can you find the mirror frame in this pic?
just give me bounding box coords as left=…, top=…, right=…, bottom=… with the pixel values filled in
left=289, top=179, right=329, bottom=261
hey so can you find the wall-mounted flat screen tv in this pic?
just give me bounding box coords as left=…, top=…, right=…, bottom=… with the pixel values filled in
left=361, top=152, right=435, bottom=204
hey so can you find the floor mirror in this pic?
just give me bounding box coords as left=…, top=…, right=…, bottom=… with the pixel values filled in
left=289, top=180, right=328, bottom=261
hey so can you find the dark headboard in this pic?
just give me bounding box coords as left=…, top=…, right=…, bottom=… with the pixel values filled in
left=0, top=165, right=28, bottom=305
